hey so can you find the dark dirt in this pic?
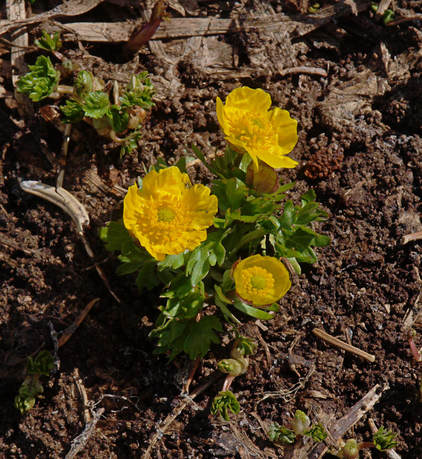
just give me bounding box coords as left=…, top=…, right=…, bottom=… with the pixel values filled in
left=1, top=0, right=422, bottom=458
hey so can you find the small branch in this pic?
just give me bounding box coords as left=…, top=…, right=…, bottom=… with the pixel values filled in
left=278, top=66, right=328, bottom=78
left=375, top=0, right=392, bottom=17
left=183, top=356, right=201, bottom=394
left=58, top=298, right=100, bottom=348
left=313, top=328, right=375, bottom=363
left=48, top=321, right=61, bottom=372
left=402, top=231, right=422, bottom=245
left=65, top=407, right=104, bottom=459
left=73, top=368, right=91, bottom=424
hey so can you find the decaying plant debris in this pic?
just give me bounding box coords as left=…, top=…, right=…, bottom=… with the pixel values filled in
left=1, top=0, right=422, bottom=457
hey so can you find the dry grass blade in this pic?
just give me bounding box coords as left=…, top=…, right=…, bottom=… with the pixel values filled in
left=58, top=298, right=100, bottom=348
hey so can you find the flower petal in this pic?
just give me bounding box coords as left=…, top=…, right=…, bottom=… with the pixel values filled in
left=225, top=87, right=272, bottom=113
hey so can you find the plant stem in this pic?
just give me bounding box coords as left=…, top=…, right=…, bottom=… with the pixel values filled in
left=222, top=374, right=235, bottom=392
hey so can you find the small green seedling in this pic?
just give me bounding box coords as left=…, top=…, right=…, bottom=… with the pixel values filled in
left=17, top=44, right=154, bottom=155
left=15, top=350, right=54, bottom=414
left=371, top=2, right=395, bottom=25
left=35, top=30, right=62, bottom=52
left=268, top=410, right=327, bottom=445
left=308, top=3, right=321, bottom=14
left=210, top=390, right=240, bottom=421
left=336, top=427, right=397, bottom=458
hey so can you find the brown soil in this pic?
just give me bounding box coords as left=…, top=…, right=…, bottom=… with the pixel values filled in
left=1, top=0, right=422, bottom=458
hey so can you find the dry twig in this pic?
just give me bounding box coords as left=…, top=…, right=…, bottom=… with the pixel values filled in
left=402, top=231, right=422, bottom=244
left=58, top=298, right=100, bottom=348
left=65, top=407, right=104, bottom=459
left=313, top=327, right=376, bottom=363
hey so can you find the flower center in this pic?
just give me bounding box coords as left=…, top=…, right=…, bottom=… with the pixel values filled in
left=250, top=274, right=267, bottom=290
left=238, top=266, right=275, bottom=303
left=157, top=207, right=176, bottom=222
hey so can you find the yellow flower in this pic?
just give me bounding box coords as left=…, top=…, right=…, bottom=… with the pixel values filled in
left=233, top=255, right=291, bottom=307
left=216, top=86, right=298, bottom=170
left=123, top=166, right=218, bottom=261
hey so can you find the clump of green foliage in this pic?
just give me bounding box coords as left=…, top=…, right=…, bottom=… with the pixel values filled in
left=16, top=32, right=154, bottom=155
left=268, top=410, right=327, bottom=445
left=15, top=350, right=54, bottom=414
left=336, top=427, right=397, bottom=458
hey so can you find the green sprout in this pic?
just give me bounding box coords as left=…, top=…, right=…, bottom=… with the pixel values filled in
left=308, top=3, right=321, bottom=13
left=371, top=2, right=395, bottom=25
left=373, top=427, right=397, bottom=451
left=268, top=410, right=327, bottom=446
left=336, top=427, right=397, bottom=458
left=210, top=390, right=240, bottom=421
left=268, top=423, right=296, bottom=444
left=16, top=55, right=60, bottom=102
left=35, top=30, right=62, bottom=52
left=16, top=52, right=154, bottom=155
left=291, top=409, right=310, bottom=436
left=14, top=350, right=54, bottom=414
left=304, top=423, right=328, bottom=442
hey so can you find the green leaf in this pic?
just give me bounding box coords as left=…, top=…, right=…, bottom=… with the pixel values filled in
left=183, top=316, right=222, bottom=359
left=238, top=153, right=252, bottom=172
left=135, top=262, right=160, bottom=291
left=108, top=106, right=129, bottom=133
left=215, top=296, right=241, bottom=324
left=162, top=289, right=204, bottom=320
left=158, top=252, right=185, bottom=270
left=74, top=70, right=94, bottom=97
left=120, top=72, right=155, bottom=109
left=286, top=227, right=316, bottom=252
left=211, top=391, right=240, bottom=421
left=150, top=318, right=189, bottom=360
left=373, top=427, right=397, bottom=451
left=35, top=30, right=62, bottom=52
left=99, top=220, right=133, bottom=252
left=186, top=246, right=210, bottom=286
left=286, top=257, right=301, bottom=275
left=16, top=55, right=60, bottom=101
left=60, top=99, right=84, bottom=123
left=213, top=242, right=226, bottom=266
left=301, top=189, right=316, bottom=204
left=279, top=200, right=295, bottom=228
left=27, top=350, right=54, bottom=376
left=82, top=91, right=110, bottom=119
left=233, top=299, right=274, bottom=320
left=268, top=423, right=296, bottom=444
left=304, top=424, right=327, bottom=442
